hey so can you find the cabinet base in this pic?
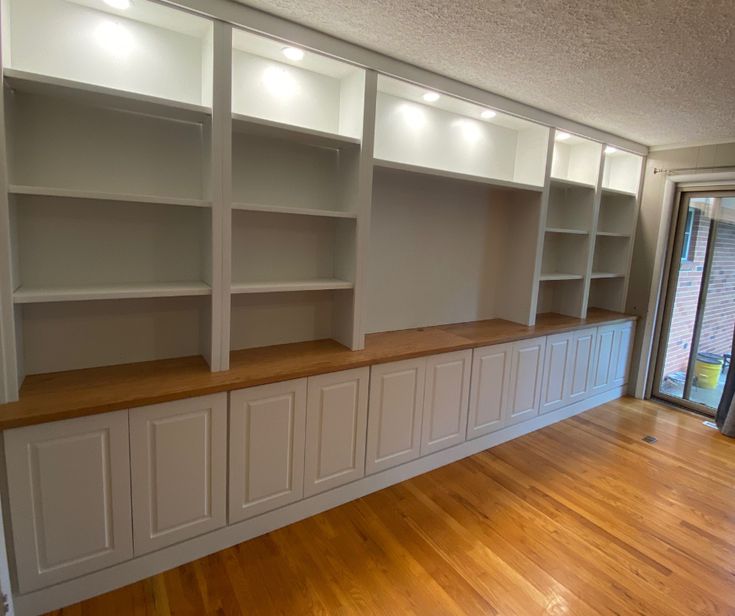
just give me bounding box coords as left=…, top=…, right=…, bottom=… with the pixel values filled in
left=14, top=386, right=627, bottom=616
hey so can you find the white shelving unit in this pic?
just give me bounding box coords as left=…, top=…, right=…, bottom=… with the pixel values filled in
left=0, top=0, right=646, bottom=401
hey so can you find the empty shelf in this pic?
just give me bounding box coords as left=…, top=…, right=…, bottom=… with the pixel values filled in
left=231, top=279, right=354, bottom=294
left=14, top=281, right=212, bottom=303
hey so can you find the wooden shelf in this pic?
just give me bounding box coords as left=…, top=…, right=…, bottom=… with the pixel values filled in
left=4, top=69, right=211, bottom=123
left=231, top=279, right=354, bottom=294
left=549, top=176, right=596, bottom=190
left=539, top=273, right=584, bottom=282
left=232, top=202, right=357, bottom=219
left=596, top=231, right=630, bottom=238
left=373, top=158, right=545, bottom=193
left=545, top=227, right=589, bottom=235
left=601, top=185, right=638, bottom=197
left=0, top=310, right=636, bottom=430
left=590, top=272, right=626, bottom=279
left=9, top=185, right=210, bottom=208
left=13, top=281, right=212, bottom=304
left=232, top=113, right=360, bottom=149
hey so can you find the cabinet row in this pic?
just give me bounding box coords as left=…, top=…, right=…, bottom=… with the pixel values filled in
left=3, top=320, right=634, bottom=594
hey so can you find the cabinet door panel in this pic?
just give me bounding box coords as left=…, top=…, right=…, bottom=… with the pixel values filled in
left=569, top=328, right=597, bottom=403
left=130, top=393, right=227, bottom=555
left=366, top=358, right=425, bottom=474
left=229, top=379, right=307, bottom=523
left=591, top=325, right=616, bottom=394
left=539, top=332, right=573, bottom=414
left=467, top=343, right=512, bottom=439
left=4, top=411, right=132, bottom=592
left=305, top=368, right=369, bottom=497
left=613, top=322, right=635, bottom=387
left=421, top=350, right=471, bottom=455
left=506, top=337, right=547, bottom=425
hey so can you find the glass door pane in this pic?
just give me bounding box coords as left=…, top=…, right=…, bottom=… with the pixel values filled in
left=656, top=193, right=735, bottom=414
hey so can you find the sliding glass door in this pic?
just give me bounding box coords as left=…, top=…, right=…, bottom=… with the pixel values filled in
left=654, top=191, right=735, bottom=415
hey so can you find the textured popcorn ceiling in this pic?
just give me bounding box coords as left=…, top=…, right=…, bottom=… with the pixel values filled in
left=233, top=0, right=735, bottom=147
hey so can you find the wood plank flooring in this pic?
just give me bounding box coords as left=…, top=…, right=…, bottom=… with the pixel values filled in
left=47, top=397, right=735, bottom=615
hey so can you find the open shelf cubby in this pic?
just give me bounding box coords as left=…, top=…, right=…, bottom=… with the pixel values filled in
left=546, top=179, right=595, bottom=232
left=602, top=149, right=643, bottom=195
left=540, top=232, right=589, bottom=281
left=231, top=28, right=365, bottom=140
left=550, top=131, right=602, bottom=187
left=4, top=86, right=208, bottom=203
left=374, top=75, right=549, bottom=189
left=597, top=190, right=637, bottom=235
left=367, top=168, right=542, bottom=332
left=537, top=278, right=585, bottom=317
left=231, top=210, right=354, bottom=290
left=3, top=0, right=214, bottom=108
left=592, top=234, right=631, bottom=278
left=588, top=276, right=626, bottom=312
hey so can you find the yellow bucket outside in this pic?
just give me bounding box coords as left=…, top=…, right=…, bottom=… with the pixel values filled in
left=695, top=357, right=722, bottom=389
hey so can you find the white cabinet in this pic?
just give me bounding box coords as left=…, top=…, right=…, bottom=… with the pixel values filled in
left=129, top=394, right=227, bottom=555
left=568, top=327, right=597, bottom=403
left=421, top=350, right=472, bottom=455
left=539, top=332, right=574, bottom=414
left=304, top=368, right=369, bottom=497
left=229, top=379, right=307, bottom=523
left=467, top=343, right=512, bottom=439
left=4, top=411, right=133, bottom=592
left=505, top=337, right=547, bottom=425
left=612, top=321, right=635, bottom=388
left=591, top=324, right=617, bottom=394
left=366, top=357, right=426, bottom=474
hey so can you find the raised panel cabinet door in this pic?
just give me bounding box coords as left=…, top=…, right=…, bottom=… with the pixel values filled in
left=539, top=332, right=574, bottom=415
left=568, top=327, right=597, bottom=403
left=505, top=336, right=547, bottom=425
left=304, top=367, right=370, bottom=497
left=366, top=357, right=426, bottom=475
left=420, top=350, right=471, bottom=455
left=612, top=322, right=635, bottom=387
left=129, top=393, right=227, bottom=555
left=4, top=411, right=132, bottom=592
left=591, top=325, right=616, bottom=394
left=467, top=343, right=512, bottom=439
left=229, top=379, right=307, bottom=523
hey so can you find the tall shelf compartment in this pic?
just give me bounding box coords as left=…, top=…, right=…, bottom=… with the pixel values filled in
left=589, top=149, right=643, bottom=312
left=368, top=76, right=549, bottom=330
left=227, top=29, right=368, bottom=360
left=1, top=0, right=218, bottom=382
left=537, top=132, right=601, bottom=317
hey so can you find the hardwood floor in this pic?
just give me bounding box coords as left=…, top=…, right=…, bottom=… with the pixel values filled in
left=47, top=397, right=735, bottom=615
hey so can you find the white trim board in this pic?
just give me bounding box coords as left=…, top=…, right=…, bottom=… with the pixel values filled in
left=13, top=386, right=625, bottom=616
left=161, top=0, right=646, bottom=156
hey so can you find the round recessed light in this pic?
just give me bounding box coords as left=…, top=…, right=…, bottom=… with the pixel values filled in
left=422, top=91, right=440, bottom=103
left=555, top=131, right=571, bottom=141
left=605, top=145, right=618, bottom=154
left=104, top=0, right=131, bottom=9
left=480, top=109, right=496, bottom=120
left=282, top=47, right=305, bottom=61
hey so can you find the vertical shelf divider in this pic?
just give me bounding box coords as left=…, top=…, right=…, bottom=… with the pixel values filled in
left=582, top=149, right=607, bottom=316
left=529, top=129, right=557, bottom=325
left=214, top=22, right=233, bottom=371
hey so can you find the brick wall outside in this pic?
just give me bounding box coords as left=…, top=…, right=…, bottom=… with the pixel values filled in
left=663, top=199, right=735, bottom=376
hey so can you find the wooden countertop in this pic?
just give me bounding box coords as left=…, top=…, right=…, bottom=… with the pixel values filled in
left=0, top=309, right=636, bottom=430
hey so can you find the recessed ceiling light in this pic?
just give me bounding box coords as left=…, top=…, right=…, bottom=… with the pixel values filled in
left=282, top=47, right=305, bottom=61
left=605, top=145, right=618, bottom=154
left=422, top=91, right=440, bottom=103
left=104, top=0, right=131, bottom=9
left=480, top=109, right=496, bottom=119
left=555, top=131, right=571, bottom=141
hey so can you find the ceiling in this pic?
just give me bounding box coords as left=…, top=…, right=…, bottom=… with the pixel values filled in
left=233, top=0, right=735, bottom=147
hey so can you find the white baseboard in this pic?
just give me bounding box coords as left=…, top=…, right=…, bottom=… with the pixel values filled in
left=13, top=386, right=625, bottom=616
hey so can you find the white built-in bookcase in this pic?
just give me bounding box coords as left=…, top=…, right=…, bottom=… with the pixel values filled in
left=0, top=0, right=645, bottom=399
